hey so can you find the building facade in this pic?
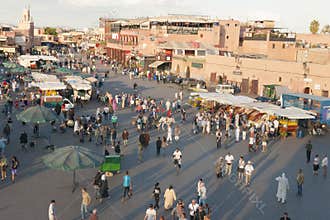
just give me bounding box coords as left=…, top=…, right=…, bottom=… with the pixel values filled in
left=15, top=7, right=34, bottom=53
left=172, top=54, right=330, bottom=97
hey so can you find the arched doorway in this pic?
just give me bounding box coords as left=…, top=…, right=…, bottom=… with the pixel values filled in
left=304, top=87, right=311, bottom=94
left=185, top=66, right=190, bottom=78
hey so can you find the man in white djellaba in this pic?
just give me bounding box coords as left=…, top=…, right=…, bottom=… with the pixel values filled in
left=276, top=173, right=289, bottom=204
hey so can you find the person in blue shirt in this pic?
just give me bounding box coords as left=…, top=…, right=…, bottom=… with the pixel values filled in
left=122, top=170, right=131, bottom=202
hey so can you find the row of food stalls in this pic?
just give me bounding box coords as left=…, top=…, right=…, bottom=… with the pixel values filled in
left=190, top=92, right=317, bottom=136
left=28, top=73, right=95, bottom=109
left=17, top=55, right=59, bottom=69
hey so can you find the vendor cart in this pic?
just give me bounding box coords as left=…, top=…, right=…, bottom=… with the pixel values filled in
left=100, top=155, right=121, bottom=174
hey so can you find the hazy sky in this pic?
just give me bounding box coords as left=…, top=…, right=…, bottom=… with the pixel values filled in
left=0, top=0, right=329, bottom=32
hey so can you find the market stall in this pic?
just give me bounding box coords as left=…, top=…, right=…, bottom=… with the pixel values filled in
left=31, top=72, right=60, bottom=83
left=18, top=55, right=58, bottom=69
left=189, top=92, right=316, bottom=136
left=242, top=102, right=316, bottom=136
left=64, top=76, right=92, bottom=101
left=281, top=93, right=330, bottom=125
left=189, top=92, right=256, bottom=109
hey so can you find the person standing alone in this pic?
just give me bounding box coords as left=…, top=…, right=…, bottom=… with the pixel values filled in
left=48, top=200, right=57, bottom=220
left=244, top=161, right=254, bottom=186
left=296, top=169, right=304, bottom=196
left=122, top=170, right=132, bottom=202
left=313, top=154, right=320, bottom=176
left=305, top=140, right=312, bottom=163
left=122, top=129, right=129, bottom=147
left=81, top=188, right=91, bottom=220
left=321, top=154, right=328, bottom=178
left=156, top=137, right=162, bottom=156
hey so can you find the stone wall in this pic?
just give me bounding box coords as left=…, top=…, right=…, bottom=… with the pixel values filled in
left=172, top=55, right=330, bottom=97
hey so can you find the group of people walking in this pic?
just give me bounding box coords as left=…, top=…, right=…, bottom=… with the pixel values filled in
left=144, top=179, right=211, bottom=220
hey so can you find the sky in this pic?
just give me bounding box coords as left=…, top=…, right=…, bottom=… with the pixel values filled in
left=0, top=0, right=329, bottom=33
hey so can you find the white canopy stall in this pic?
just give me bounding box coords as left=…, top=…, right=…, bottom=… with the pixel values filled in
left=29, top=82, right=67, bottom=91
left=242, top=102, right=315, bottom=120
left=31, top=72, right=60, bottom=83
left=64, top=76, right=92, bottom=101
left=191, top=92, right=256, bottom=106
left=18, top=55, right=58, bottom=68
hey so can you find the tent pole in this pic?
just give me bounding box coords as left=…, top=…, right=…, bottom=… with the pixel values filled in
left=72, top=169, right=77, bottom=193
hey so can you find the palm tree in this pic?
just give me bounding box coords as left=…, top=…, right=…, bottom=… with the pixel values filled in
left=309, top=20, right=320, bottom=34
left=321, top=25, right=330, bottom=34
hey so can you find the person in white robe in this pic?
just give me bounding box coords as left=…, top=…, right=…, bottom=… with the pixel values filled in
left=235, top=126, right=240, bottom=142
left=276, top=173, right=289, bottom=203
left=167, top=125, right=173, bottom=143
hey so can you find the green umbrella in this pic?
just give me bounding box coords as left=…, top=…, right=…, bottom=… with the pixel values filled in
left=3, top=62, right=19, bottom=69
left=42, top=146, right=103, bottom=192
left=16, top=105, right=58, bottom=124
left=23, top=76, right=33, bottom=82
left=9, top=66, right=26, bottom=74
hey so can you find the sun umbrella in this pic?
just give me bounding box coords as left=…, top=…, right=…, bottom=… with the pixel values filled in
left=42, top=146, right=104, bottom=192
left=9, top=66, right=26, bottom=74
left=16, top=105, right=58, bottom=124
left=3, top=62, right=20, bottom=69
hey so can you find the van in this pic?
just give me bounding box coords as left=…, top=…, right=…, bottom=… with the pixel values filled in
left=215, top=84, right=234, bottom=94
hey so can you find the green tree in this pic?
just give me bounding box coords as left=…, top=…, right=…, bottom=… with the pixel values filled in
left=321, top=24, right=330, bottom=34
left=309, top=20, right=320, bottom=34
left=44, top=27, right=58, bottom=36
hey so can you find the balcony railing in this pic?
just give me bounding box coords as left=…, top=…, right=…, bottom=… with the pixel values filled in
left=167, top=26, right=199, bottom=35
left=243, top=34, right=267, bottom=41
left=269, top=34, right=296, bottom=42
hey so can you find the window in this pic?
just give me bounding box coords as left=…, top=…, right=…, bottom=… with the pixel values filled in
left=278, top=77, right=282, bottom=82
left=176, top=49, right=183, bottom=55
left=226, top=36, right=229, bottom=39
left=282, top=44, right=285, bottom=49
left=322, top=90, right=329, bottom=97
left=192, top=63, right=203, bottom=68
left=226, top=24, right=230, bottom=27
left=272, top=44, right=275, bottom=49
left=235, top=24, right=238, bottom=27
left=197, top=50, right=206, bottom=56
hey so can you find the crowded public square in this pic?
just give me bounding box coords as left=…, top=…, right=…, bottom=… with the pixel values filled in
left=0, top=57, right=329, bottom=220
left=1, top=1, right=330, bottom=220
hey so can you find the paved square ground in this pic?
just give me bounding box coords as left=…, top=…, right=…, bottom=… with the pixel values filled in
left=0, top=71, right=329, bottom=220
